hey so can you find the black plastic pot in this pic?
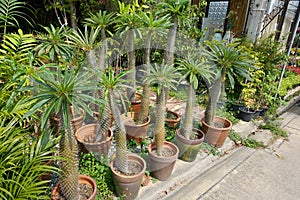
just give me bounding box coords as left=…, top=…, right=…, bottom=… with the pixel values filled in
left=238, top=107, right=255, bottom=122
left=229, top=102, right=246, bottom=112
left=259, top=107, right=269, bottom=116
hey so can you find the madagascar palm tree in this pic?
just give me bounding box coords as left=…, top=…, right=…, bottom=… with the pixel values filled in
left=115, top=0, right=142, bottom=101
left=26, top=66, right=97, bottom=199
left=134, top=11, right=172, bottom=124
left=145, top=63, right=181, bottom=156
left=177, top=52, right=214, bottom=139
left=83, top=10, right=115, bottom=70
left=204, top=41, right=254, bottom=126
left=68, top=26, right=113, bottom=142
left=97, top=66, right=132, bottom=173
left=158, top=0, right=190, bottom=65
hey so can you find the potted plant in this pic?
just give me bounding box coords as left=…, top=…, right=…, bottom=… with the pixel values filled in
left=175, top=53, right=214, bottom=162
left=123, top=10, right=172, bottom=143
left=98, top=66, right=146, bottom=200
left=202, top=40, right=254, bottom=147
left=26, top=66, right=98, bottom=199
left=145, top=63, right=181, bottom=181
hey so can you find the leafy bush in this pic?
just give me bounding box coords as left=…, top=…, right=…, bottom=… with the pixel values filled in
left=278, top=73, right=300, bottom=97
left=0, top=122, right=59, bottom=199
left=79, top=152, right=115, bottom=200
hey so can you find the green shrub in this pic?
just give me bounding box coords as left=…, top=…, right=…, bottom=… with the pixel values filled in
left=79, top=152, right=115, bottom=200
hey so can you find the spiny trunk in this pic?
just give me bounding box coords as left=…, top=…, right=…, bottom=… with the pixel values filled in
left=164, top=16, right=178, bottom=65
left=164, top=16, right=178, bottom=103
left=98, top=28, right=107, bottom=72
left=182, top=83, right=195, bottom=139
left=58, top=109, right=79, bottom=200
left=95, top=91, right=111, bottom=142
left=109, top=89, right=128, bottom=173
left=155, top=86, right=166, bottom=156
left=136, top=31, right=152, bottom=124
left=204, top=77, right=222, bottom=126
left=127, top=29, right=136, bottom=102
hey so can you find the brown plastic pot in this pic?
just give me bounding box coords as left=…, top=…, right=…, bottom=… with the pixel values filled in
left=111, top=154, right=146, bottom=200
left=123, top=112, right=151, bottom=144
left=165, top=110, right=181, bottom=128
left=201, top=116, right=232, bottom=148
left=147, top=141, right=179, bottom=181
left=52, top=175, right=97, bottom=200
left=75, top=124, right=112, bottom=158
left=176, top=128, right=204, bottom=162
left=129, top=93, right=142, bottom=113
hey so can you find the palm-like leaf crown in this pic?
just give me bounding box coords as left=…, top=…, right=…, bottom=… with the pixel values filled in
left=34, top=25, right=73, bottom=63
left=205, top=41, right=254, bottom=88
left=83, top=10, right=115, bottom=36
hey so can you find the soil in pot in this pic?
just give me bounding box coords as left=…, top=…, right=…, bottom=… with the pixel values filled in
left=52, top=175, right=97, bottom=200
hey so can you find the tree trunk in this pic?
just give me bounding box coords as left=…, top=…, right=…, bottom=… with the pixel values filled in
left=69, top=1, right=77, bottom=28
left=136, top=31, right=152, bottom=124
left=109, top=89, right=128, bottom=173
left=182, top=83, right=195, bottom=139
left=98, top=28, right=107, bottom=72
left=155, top=86, right=166, bottom=156
left=127, top=29, right=136, bottom=102
left=164, top=16, right=178, bottom=103
left=204, top=77, right=222, bottom=126
left=58, top=107, right=79, bottom=200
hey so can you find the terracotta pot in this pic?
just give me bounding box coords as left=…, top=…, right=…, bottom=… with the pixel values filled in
left=52, top=175, right=97, bottom=200
left=201, top=116, right=232, bottom=148
left=75, top=124, right=112, bottom=158
left=129, top=93, right=142, bottom=113
left=50, top=106, right=84, bottom=134
left=147, top=141, right=179, bottom=181
left=176, top=128, right=204, bottom=162
left=111, top=154, right=146, bottom=200
left=123, top=112, right=151, bottom=144
left=165, top=110, right=181, bottom=128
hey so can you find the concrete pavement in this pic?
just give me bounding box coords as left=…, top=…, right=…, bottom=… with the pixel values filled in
left=137, top=101, right=300, bottom=200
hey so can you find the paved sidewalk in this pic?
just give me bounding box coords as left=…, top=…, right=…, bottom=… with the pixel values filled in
left=137, top=101, right=300, bottom=200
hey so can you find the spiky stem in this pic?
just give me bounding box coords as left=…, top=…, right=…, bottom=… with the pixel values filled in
left=182, top=83, right=195, bottom=139
left=109, top=89, right=128, bottom=173
left=155, top=86, right=166, bottom=156
left=58, top=109, right=79, bottom=200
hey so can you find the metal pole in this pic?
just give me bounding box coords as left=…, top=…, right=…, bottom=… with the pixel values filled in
left=275, top=1, right=300, bottom=99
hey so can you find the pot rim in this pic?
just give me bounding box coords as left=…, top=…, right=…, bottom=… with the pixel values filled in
left=75, top=123, right=112, bottom=145
left=110, top=154, right=146, bottom=179
left=176, top=128, right=204, bottom=145
left=201, top=116, right=232, bottom=131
